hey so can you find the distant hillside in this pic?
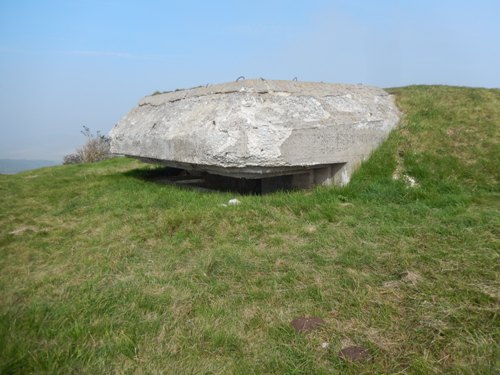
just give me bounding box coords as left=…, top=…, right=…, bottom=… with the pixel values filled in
left=0, top=159, right=59, bottom=174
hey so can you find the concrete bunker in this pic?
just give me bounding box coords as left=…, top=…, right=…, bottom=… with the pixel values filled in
left=110, top=79, right=401, bottom=192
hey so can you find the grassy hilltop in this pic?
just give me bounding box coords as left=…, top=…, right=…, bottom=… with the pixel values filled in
left=1, top=86, right=499, bottom=374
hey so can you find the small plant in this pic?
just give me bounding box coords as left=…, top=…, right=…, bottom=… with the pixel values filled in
left=62, top=153, right=82, bottom=165
left=63, top=126, right=111, bottom=164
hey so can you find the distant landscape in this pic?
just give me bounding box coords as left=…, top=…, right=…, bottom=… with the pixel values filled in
left=0, top=159, right=59, bottom=174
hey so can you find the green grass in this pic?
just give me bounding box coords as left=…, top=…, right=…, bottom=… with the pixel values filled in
left=1, top=86, right=499, bottom=374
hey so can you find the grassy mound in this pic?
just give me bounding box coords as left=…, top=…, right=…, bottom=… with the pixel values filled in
left=1, top=86, right=499, bottom=374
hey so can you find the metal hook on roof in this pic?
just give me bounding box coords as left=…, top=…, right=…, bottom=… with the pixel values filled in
left=293, top=77, right=298, bottom=81
left=236, top=76, right=245, bottom=82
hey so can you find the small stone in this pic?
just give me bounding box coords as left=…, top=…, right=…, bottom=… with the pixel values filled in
left=228, top=198, right=241, bottom=205
left=321, top=342, right=330, bottom=349
left=290, top=316, right=325, bottom=333
left=338, top=346, right=371, bottom=362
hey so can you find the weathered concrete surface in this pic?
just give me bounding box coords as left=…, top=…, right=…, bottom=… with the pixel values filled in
left=110, top=80, right=400, bottom=186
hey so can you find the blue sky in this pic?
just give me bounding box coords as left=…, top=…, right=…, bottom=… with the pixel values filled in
left=1, top=0, right=499, bottom=161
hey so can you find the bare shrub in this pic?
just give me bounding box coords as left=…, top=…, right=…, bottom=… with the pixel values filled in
left=63, top=153, right=82, bottom=165
left=63, top=126, right=111, bottom=165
